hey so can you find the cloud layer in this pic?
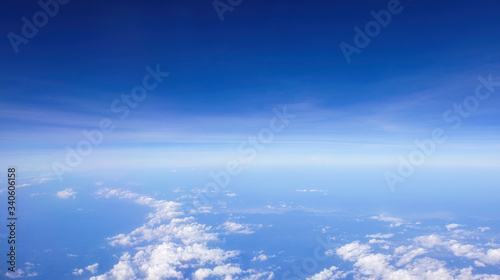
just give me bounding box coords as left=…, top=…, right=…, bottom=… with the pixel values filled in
left=90, top=188, right=272, bottom=280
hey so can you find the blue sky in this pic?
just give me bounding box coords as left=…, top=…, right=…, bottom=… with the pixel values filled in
left=1, top=0, right=500, bottom=178
left=3, top=2, right=500, bottom=279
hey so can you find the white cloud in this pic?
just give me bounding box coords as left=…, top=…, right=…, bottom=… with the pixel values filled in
left=336, top=241, right=500, bottom=280
left=370, top=214, right=404, bottom=227
left=296, top=189, right=327, bottom=195
left=448, top=241, right=500, bottom=265
left=221, top=221, right=261, bottom=235
left=107, top=217, right=217, bottom=247
left=56, top=188, right=77, bottom=199
left=192, top=264, right=243, bottom=280
left=336, top=241, right=371, bottom=262
left=369, top=239, right=389, bottom=245
left=395, top=247, right=427, bottom=266
left=73, top=263, right=99, bottom=276
left=334, top=222, right=500, bottom=280
left=414, top=234, right=443, bottom=248
left=86, top=263, right=99, bottom=274
left=93, top=188, right=272, bottom=280
left=413, top=235, right=500, bottom=266
left=5, top=262, right=37, bottom=278
left=366, top=233, right=394, bottom=239
left=479, top=227, right=490, bottom=232
left=474, top=260, right=486, bottom=267
left=306, top=266, right=343, bottom=280
left=446, top=223, right=462, bottom=231
left=251, top=253, right=275, bottom=262
left=94, top=252, right=136, bottom=280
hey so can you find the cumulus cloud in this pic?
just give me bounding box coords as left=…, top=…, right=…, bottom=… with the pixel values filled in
left=335, top=241, right=500, bottom=280
left=107, top=217, right=217, bottom=247
left=92, top=188, right=272, bottom=280
left=394, top=246, right=427, bottom=266
left=56, top=188, right=77, bottom=199
left=5, top=262, right=37, bottom=278
left=448, top=240, right=500, bottom=265
left=306, top=266, right=343, bottom=280
left=327, top=221, right=500, bottom=280
left=86, top=263, right=99, bottom=274
left=336, top=241, right=371, bottom=262
left=73, top=263, right=99, bottom=276
left=192, top=264, right=243, bottom=280
left=412, top=233, right=500, bottom=266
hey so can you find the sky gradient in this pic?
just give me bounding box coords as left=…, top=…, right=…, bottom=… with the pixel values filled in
left=1, top=0, right=500, bottom=179
left=2, top=1, right=500, bottom=279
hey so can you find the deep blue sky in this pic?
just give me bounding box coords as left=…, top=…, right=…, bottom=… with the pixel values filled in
left=2, top=3, right=500, bottom=278
left=1, top=0, right=500, bottom=176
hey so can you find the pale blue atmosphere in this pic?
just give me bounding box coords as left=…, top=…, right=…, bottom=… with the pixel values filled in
left=1, top=0, right=500, bottom=279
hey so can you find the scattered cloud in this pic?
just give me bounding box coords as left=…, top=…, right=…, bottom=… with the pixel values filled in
left=366, top=233, right=394, bottom=239
left=251, top=253, right=275, bottom=262
left=192, top=264, right=242, bottom=280
left=86, top=263, right=99, bottom=274
left=306, top=266, right=343, bottom=280
left=414, top=234, right=443, bottom=248
left=474, top=260, right=486, bottom=267
left=92, top=188, right=272, bottom=280
left=335, top=240, right=500, bottom=279
left=73, top=263, right=99, bottom=276
left=296, top=189, right=327, bottom=195
left=479, top=227, right=491, bottom=232
left=220, top=221, right=262, bottom=235
left=0, top=175, right=55, bottom=194
left=320, top=221, right=500, bottom=280
left=56, top=188, right=77, bottom=199
left=446, top=223, right=462, bottom=231
left=370, top=214, right=405, bottom=227
left=5, top=262, right=38, bottom=278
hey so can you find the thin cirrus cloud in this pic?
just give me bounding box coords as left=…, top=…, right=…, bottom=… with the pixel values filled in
left=2, top=69, right=500, bottom=173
